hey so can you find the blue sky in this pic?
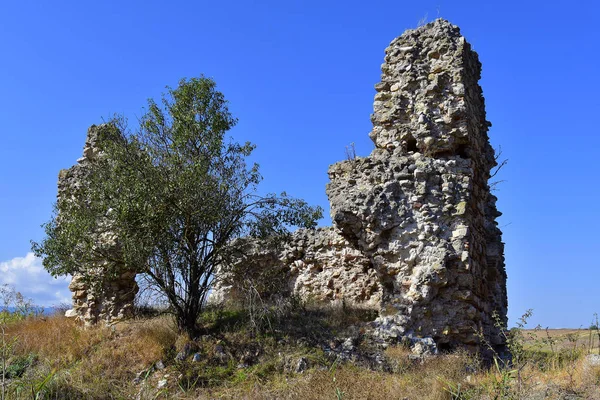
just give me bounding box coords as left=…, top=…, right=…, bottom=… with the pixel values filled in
left=1, top=0, right=598, bottom=327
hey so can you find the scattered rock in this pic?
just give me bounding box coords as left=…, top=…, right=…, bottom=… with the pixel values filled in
left=175, top=342, right=194, bottom=361
left=584, top=354, right=600, bottom=369
left=295, top=357, right=309, bottom=373
left=133, top=366, right=155, bottom=384
left=342, top=337, right=356, bottom=352
left=410, top=337, right=438, bottom=356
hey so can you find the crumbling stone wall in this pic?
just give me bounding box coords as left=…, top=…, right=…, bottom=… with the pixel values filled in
left=59, top=125, right=138, bottom=326
left=215, top=19, right=507, bottom=354
left=215, top=228, right=382, bottom=308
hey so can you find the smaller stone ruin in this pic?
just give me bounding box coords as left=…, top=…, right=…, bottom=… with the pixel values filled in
left=58, top=126, right=138, bottom=326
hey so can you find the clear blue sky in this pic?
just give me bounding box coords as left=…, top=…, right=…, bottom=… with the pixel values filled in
left=1, top=0, right=598, bottom=328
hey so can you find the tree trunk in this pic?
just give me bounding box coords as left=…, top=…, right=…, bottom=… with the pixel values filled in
left=177, top=309, right=200, bottom=339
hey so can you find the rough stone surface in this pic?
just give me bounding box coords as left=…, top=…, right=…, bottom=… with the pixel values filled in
left=213, top=19, right=507, bottom=355
left=214, top=227, right=382, bottom=309
left=58, top=125, right=138, bottom=326
left=584, top=354, right=600, bottom=368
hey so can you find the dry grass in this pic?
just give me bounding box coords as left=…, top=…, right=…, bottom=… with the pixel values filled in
left=214, top=366, right=450, bottom=400
left=3, top=314, right=180, bottom=398
left=64, top=316, right=178, bottom=393
left=523, top=328, right=600, bottom=353
left=6, top=314, right=177, bottom=368
left=5, top=315, right=107, bottom=365
left=284, top=353, right=471, bottom=400
left=2, top=313, right=600, bottom=400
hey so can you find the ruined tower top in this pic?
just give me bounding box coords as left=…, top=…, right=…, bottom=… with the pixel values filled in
left=325, top=19, right=507, bottom=353
left=370, top=19, right=495, bottom=173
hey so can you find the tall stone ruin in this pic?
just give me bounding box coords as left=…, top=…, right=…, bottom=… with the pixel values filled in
left=59, top=125, right=138, bottom=326
left=215, top=19, right=507, bottom=354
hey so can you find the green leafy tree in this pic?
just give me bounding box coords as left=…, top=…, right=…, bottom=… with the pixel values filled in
left=32, top=76, right=322, bottom=337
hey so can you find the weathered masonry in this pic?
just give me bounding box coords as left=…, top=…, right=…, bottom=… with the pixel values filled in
left=59, top=126, right=138, bottom=326
left=214, top=19, right=507, bottom=353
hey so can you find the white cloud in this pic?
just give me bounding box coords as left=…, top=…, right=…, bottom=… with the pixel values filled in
left=0, top=253, right=71, bottom=307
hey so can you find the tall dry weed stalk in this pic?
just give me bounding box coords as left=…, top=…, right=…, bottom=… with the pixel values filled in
left=345, top=142, right=356, bottom=161
left=0, top=285, right=49, bottom=399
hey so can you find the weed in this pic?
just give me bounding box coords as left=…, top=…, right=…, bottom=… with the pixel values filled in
left=440, top=377, right=475, bottom=400
left=344, top=142, right=356, bottom=161
left=592, top=313, right=600, bottom=355
left=1, top=285, right=42, bottom=400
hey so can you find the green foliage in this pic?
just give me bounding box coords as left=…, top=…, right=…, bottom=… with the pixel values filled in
left=440, top=377, right=476, bottom=400
left=487, top=356, right=518, bottom=399
left=330, top=358, right=346, bottom=400
left=32, top=76, right=322, bottom=337
left=2, top=354, right=36, bottom=379
left=468, top=309, right=533, bottom=399
left=505, top=309, right=533, bottom=368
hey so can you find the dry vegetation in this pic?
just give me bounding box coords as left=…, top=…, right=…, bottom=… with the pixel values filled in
left=2, top=315, right=178, bottom=398
left=1, top=303, right=600, bottom=400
